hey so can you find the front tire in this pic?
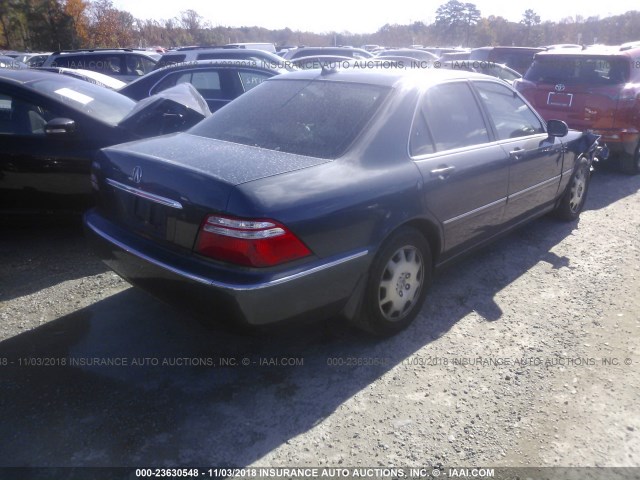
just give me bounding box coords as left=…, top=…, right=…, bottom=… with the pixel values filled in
left=353, top=227, right=432, bottom=337
left=553, top=156, right=591, bottom=221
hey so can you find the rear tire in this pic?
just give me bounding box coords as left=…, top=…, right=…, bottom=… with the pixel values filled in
left=619, top=141, right=640, bottom=175
left=353, top=226, right=432, bottom=337
left=553, top=156, right=591, bottom=221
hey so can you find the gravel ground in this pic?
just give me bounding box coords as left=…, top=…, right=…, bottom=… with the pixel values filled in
left=0, top=168, right=639, bottom=473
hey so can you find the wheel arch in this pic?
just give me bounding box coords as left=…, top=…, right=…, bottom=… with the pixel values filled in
left=398, top=217, right=442, bottom=268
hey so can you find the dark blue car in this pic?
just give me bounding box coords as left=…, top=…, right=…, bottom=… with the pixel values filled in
left=85, top=68, right=601, bottom=336
left=0, top=69, right=210, bottom=213
left=119, top=60, right=287, bottom=112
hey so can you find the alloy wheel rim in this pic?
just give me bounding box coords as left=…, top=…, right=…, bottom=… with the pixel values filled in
left=569, top=165, right=587, bottom=212
left=378, top=246, right=424, bottom=321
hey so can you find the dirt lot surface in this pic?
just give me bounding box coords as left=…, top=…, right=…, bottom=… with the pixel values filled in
left=0, top=168, right=639, bottom=475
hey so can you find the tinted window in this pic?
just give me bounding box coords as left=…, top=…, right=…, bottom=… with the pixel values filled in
left=422, top=82, right=489, bottom=151
left=238, top=70, right=271, bottom=91
left=187, top=71, right=221, bottom=89
left=154, top=70, right=227, bottom=99
left=0, top=94, right=58, bottom=135
left=410, top=106, right=435, bottom=157
left=51, top=54, right=123, bottom=75
left=0, top=94, right=13, bottom=133
left=190, top=79, right=388, bottom=159
left=153, top=73, right=179, bottom=92
left=474, top=81, right=544, bottom=139
left=126, top=55, right=156, bottom=76
left=524, top=56, right=630, bottom=85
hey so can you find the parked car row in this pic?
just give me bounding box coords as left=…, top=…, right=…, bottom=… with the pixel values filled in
left=120, top=59, right=287, bottom=112
left=515, top=44, right=640, bottom=174
left=1, top=43, right=629, bottom=338
left=42, top=48, right=160, bottom=83
left=0, top=69, right=210, bottom=212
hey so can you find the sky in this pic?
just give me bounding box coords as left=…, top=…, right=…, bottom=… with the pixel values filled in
left=111, top=0, right=635, bottom=34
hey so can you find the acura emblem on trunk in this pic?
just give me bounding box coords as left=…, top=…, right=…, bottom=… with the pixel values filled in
left=555, top=84, right=566, bottom=92
left=132, top=166, right=143, bottom=184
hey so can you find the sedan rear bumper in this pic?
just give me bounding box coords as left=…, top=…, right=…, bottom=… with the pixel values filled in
left=84, top=210, right=370, bottom=326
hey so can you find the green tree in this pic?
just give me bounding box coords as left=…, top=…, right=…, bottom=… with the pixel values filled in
left=521, top=9, right=541, bottom=45
left=435, top=0, right=480, bottom=46
left=462, top=3, right=481, bottom=46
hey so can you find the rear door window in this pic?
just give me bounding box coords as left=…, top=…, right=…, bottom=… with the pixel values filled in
left=238, top=70, right=271, bottom=91
left=420, top=82, right=490, bottom=151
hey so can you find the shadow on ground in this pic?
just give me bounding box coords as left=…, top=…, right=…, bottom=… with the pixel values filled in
left=0, top=170, right=638, bottom=468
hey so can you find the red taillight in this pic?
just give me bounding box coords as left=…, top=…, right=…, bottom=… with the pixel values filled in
left=195, top=215, right=312, bottom=267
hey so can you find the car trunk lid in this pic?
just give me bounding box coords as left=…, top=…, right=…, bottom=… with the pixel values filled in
left=93, top=133, right=330, bottom=250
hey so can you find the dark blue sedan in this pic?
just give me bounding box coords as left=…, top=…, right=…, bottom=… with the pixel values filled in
left=119, top=59, right=286, bottom=112
left=85, top=68, right=601, bottom=336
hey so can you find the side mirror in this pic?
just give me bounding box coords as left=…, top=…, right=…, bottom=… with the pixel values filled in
left=45, top=118, right=76, bottom=136
left=547, top=119, right=568, bottom=138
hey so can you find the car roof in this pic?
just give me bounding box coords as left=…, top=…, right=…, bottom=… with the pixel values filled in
left=535, top=46, right=640, bottom=58
left=50, top=49, right=157, bottom=57
left=0, top=67, right=61, bottom=85
left=292, top=55, right=353, bottom=62
left=0, top=67, right=130, bottom=93
left=272, top=67, right=498, bottom=88
left=473, top=46, right=545, bottom=52
left=164, top=48, right=277, bottom=56
left=152, top=58, right=286, bottom=73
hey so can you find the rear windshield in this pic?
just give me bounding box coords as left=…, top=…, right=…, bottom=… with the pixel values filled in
left=524, top=56, right=630, bottom=85
left=29, top=77, right=134, bottom=125
left=189, top=79, right=388, bottom=159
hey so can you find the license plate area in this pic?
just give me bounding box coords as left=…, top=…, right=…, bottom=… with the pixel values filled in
left=133, top=196, right=167, bottom=237
left=547, top=92, right=573, bottom=107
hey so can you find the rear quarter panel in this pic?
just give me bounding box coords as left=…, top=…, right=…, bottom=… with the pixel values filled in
left=228, top=157, right=427, bottom=260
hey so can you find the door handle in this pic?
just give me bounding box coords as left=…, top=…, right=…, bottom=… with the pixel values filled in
left=430, top=165, right=456, bottom=178
left=509, top=148, right=524, bottom=160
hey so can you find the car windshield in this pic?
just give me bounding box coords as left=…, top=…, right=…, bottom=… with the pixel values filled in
left=27, top=77, right=135, bottom=125
left=189, top=79, right=389, bottom=159
left=524, top=56, right=630, bottom=85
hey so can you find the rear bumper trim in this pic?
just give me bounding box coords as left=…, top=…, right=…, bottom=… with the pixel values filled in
left=105, top=178, right=183, bottom=209
left=86, top=215, right=368, bottom=292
